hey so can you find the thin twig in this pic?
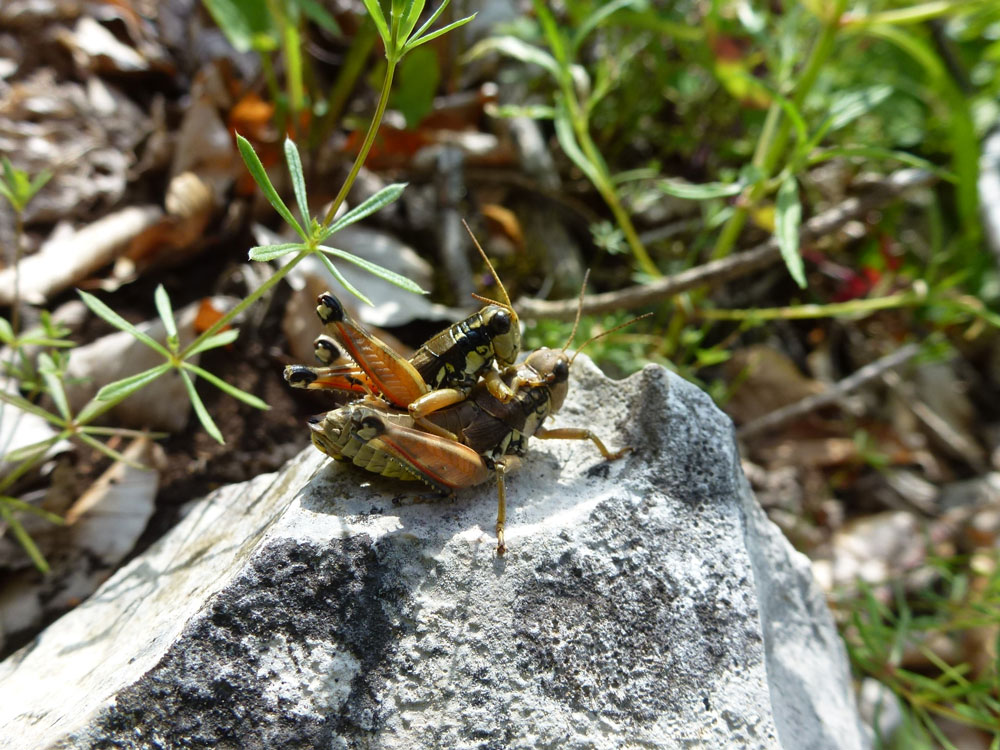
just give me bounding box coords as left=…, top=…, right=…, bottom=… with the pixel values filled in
left=515, top=169, right=937, bottom=320
left=736, top=342, right=922, bottom=440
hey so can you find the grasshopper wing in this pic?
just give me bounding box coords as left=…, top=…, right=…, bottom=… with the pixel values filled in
left=316, top=294, right=428, bottom=408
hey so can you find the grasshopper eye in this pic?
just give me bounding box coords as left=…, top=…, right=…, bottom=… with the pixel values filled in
left=551, top=359, right=569, bottom=383
left=488, top=309, right=511, bottom=334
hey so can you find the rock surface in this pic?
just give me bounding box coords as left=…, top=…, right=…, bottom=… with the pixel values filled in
left=0, top=359, right=869, bottom=750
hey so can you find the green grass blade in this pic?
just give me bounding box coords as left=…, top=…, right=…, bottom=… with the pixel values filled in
left=77, top=290, right=170, bottom=357
left=464, top=36, right=561, bottom=79
left=3, top=436, right=61, bottom=465
left=76, top=432, right=148, bottom=470
left=38, top=353, right=71, bottom=421
left=248, top=242, right=305, bottom=261
left=361, top=0, right=391, bottom=48
left=316, top=253, right=373, bottom=306
left=186, top=329, right=241, bottom=356
left=94, top=363, right=172, bottom=403
left=654, top=179, right=744, bottom=200
left=0, top=502, right=50, bottom=572
left=182, top=363, right=270, bottom=410
left=284, top=138, right=310, bottom=227
left=321, top=183, right=408, bottom=238
left=179, top=369, right=224, bottom=444
left=0, top=388, right=65, bottom=425
left=405, top=13, right=476, bottom=51
left=0, top=494, right=64, bottom=524
left=775, top=174, right=805, bottom=289
left=235, top=133, right=306, bottom=239
left=154, top=284, right=179, bottom=349
left=319, top=246, right=426, bottom=294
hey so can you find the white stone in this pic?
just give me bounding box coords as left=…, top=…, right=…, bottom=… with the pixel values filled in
left=0, top=359, right=868, bottom=749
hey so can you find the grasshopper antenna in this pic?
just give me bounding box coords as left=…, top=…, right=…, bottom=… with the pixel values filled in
left=569, top=312, right=654, bottom=368
left=561, top=269, right=591, bottom=352
left=463, top=219, right=515, bottom=316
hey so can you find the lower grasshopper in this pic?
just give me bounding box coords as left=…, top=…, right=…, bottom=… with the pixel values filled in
left=306, top=313, right=641, bottom=555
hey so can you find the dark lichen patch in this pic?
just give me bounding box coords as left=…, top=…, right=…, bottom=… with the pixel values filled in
left=87, top=536, right=411, bottom=750
left=512, top=494, right=761, bottom=725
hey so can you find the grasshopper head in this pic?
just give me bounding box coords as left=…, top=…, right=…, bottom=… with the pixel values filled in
left=523, top=347, right=571, bottom=411
left=483, top=304, right=520, bottom=368
left=308, top=412, right=338, bottom=457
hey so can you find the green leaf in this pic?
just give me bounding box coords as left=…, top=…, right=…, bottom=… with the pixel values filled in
left=0, top=503, right=50, bottom=573
left=284, top=138, right=310, bottom=227
left=180, top=369, right=224, bottom=444
left=235, top=133, right=306, bottom=239
left=553, top=105, right=603, bottom=186
left=807, top=146, right=954, bottom=181
left=293, top=0, right=341, bottom=35
left=154, top=285, right=178, bottom=349
left=186, top=329, right=241, bottom=356
left=322, top=183, right=407, bottom=238
left=404, top=13, right=476, bottom=51
left=182, top=363, right=270, bottom=410
left=38, top=352, right=70, bottom=421
left=775, top=175, right=805, bottom=289
left=534, top=0, right=568, bottom=67
left=810, top=85, right=893, bottom=147
left=317, top=253, right=373, bottom=306
left=248, top=242, right=305, bottom=261
left=397, top=0, right=426, bottom=43
left=0, top=317, right=12, bottom=343
left=77, top=290, right=170, bottom=357
left=320, top=246, right=426, bottom=294
left=654, top=179, right=744, bottom=200
left=3, top=436, right=61, bottom=465
left=361, top=0, right=391, bottom=48
left=0, top=494, right=64, bottom=524
left=94, top=363, right=172, bottom=403
left=28, top=170, right=52, bottom=200
left=485, top=103, right=556, bottom=120
left=0, top=387, right=66, bottom=425
left=464, top=36, right=561, bottom=80
left=572, top=0, right=639, bottom=52
left=76, top=432, right=149, bottom=470
left=16, top=337, right=75, bottom=348
left=201, top=0, right=273, bottom=53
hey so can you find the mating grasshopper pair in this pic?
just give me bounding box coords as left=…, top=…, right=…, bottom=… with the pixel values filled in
left=285, top=235, right=630, bottom=554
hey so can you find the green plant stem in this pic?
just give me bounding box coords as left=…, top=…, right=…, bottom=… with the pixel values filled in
left=696, top=290, right=920, bottom=321
left=11, top=211, right=23, bottom=336
left=183, top=60, right=400, bottom=359
left=560, top=83, right=660, bottom=278
left=662, top=0, right=849, bottom=356
left=711, top=0, right=848, bottom=261
left=283, top=14, right=305, bottom=133
left=320, top=60, right=398, bottom=229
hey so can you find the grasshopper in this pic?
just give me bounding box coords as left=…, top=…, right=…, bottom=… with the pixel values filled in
left=285, top=225, right=522, bottom=426
left=305, top=303, right=643, bottom=555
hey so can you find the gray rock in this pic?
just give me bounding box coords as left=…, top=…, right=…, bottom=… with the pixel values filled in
left=0, top=359, right=868, bottom=750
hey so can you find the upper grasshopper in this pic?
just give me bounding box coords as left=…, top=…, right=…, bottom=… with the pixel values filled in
left=285, top=224, right=522, bottom=430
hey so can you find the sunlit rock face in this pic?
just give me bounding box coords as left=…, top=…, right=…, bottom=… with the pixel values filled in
left=0, top=357, right=868, bottom=750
